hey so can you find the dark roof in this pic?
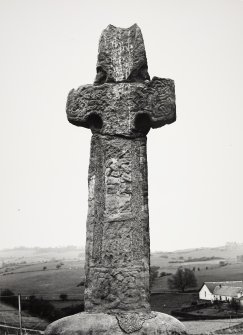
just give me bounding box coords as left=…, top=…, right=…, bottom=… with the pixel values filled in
left=203, top=281, right=243, bottom=294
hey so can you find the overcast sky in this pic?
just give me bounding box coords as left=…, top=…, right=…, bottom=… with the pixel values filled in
left=0, top=0, right=242, bottom=251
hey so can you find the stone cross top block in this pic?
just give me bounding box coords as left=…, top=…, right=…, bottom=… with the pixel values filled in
left=94, top=24, right=150, bottom=83
left=67, top=24, right=176, bottom=137
left=66, top=23, right=176, bottom=319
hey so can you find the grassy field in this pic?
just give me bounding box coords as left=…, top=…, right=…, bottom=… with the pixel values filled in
left=0, top=301, right=48, bottom=331
left=0, top=262, right=85, bottom=299
left=0, top=259, right=85, bottom=275
left=150, top=293, right=197, bottom=314
left=1, top=251, right=243, bottom=298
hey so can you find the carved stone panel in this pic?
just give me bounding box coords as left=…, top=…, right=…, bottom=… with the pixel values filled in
left=84, top=134, right=150, bottom=313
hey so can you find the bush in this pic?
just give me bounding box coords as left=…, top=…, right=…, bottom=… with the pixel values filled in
left=60, top=293, right=68, bottom=301
left=27, top=296, right=63, bottom=322
left=1, top=289, right=18, bottom=308
left=230, top=299, right=240, bottom=314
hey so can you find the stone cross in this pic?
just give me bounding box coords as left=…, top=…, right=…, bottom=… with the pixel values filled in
left=67, top=23, right=175, bottom=316
left=46, top=24, right=186, bottom=335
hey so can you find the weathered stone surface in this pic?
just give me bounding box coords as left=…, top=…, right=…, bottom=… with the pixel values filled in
left=45, top=312, right=187, bottom=335
left=66, top=79, right=176, bottom=135
left=66, top=26, right=176, bottom=314
left=94, top=24, right=150, bottom=84
left=45, top=24, right=185, bottom=335
left=84, top=134, right=150, bottom=313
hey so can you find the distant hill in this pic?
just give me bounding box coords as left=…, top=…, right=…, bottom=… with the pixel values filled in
left=1, top=243, right=243, bottom=267
left=151, top=242, right=243, bottom=264
left=0, top=246, right=85, bottom=265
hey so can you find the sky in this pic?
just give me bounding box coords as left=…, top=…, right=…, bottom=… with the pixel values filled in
left=0, top=0, right=243, bottom=252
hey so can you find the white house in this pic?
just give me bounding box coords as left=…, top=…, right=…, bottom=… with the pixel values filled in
left=199, top=281, right=243, bottom=302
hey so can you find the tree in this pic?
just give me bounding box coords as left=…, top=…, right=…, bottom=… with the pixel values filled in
left=60, top=293, right=68, bottom=301
left=230, top=299, right=240, bottom=314
left=29, top=295, right=36, bottom=301
left=167, top=267, right=197, bottom=292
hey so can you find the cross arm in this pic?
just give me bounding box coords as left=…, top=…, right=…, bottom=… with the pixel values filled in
left=66, top=84, right=105, bottom=129
left=145, top=77, right=176, bottom=129
left=66, top=77, right=176, bottom=136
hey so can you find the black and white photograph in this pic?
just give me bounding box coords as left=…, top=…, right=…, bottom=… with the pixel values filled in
left=0, top=1, right=243, bottom=334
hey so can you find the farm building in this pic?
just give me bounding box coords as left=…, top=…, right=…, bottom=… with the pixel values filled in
left=199, top=281, right=243, bottom=302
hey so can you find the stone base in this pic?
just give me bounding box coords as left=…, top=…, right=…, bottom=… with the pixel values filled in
left=44, top=311, right=187, bottom=335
